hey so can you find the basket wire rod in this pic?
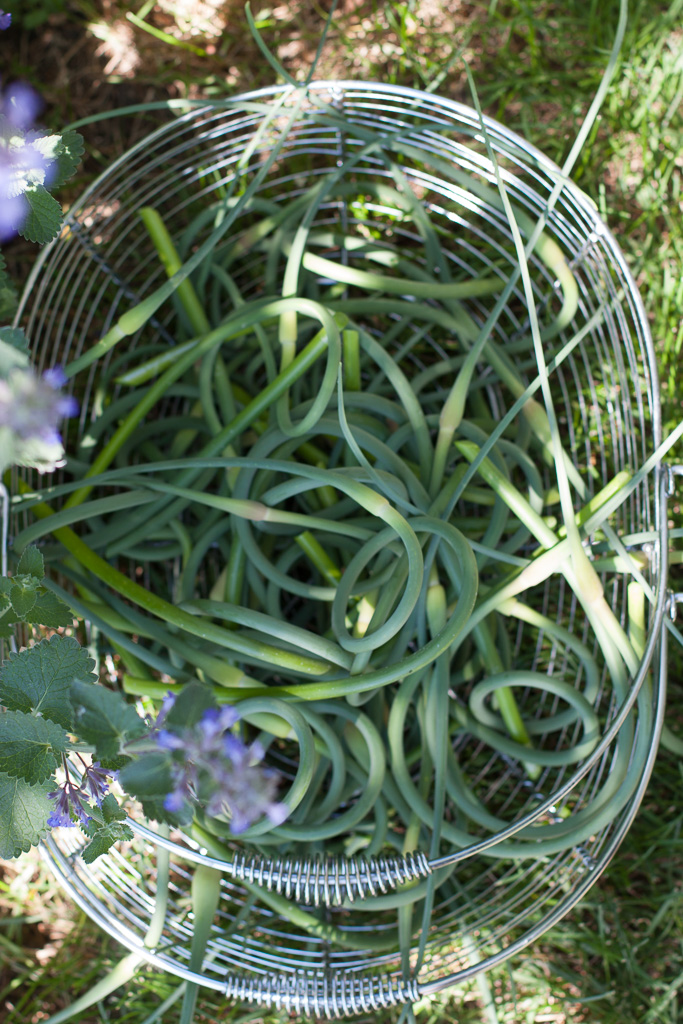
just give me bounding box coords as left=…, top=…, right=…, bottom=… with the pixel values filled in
left=39, top=837, right=228, bottom=993
left=497, top=756, right=597, bottom=871
left=66, top=220, right=179, bottom=350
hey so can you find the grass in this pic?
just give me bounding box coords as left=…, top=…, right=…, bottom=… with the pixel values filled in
left=1, top=0, right=682, bottom=1021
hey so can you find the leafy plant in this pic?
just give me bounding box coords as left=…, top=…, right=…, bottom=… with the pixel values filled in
left=0, top=78, right=84, bottom=319
left=0, top=539, right=285, bottom=863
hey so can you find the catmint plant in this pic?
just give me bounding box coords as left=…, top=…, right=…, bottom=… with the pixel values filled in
left=0, top=10, right=10, bottom=29
left=0, top=327, right=78, bottom=474
left=0, top=74, right=84, bottom=316
left=0, top=70, right=137, bottom=863
left=0, top=360, right=79, bottom=472
left=0, top=565, right=287, bottom=861
left=153, top=701, right=287, bottom=831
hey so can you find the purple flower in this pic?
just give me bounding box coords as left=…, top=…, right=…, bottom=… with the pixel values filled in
left=1, top=82, right=42, bottom=131
left=0, top=191, right=27, bottom=243
left=0, top=367, right=78, bottom=445
left=198, top=705, right=239, bottom=741
left=205, top=737, right=287, bottom=831
left=0, top=80, right=49, bottom=239
left=163, top=786, right=190, bottom=814
left=154, top=701, right=287, bottom=832
left=0, top=11, right=11, bottom=30
left=43, top=366, right=68, bottom=388
left=47, top=780, right=92, bottom=828
left=150, top=691, right=176, bottom=732
left=47, top=808, right=74, bottom=829
left=156, top=729, right=185, bottom=751
left=82, top=762, right=113, bottom=807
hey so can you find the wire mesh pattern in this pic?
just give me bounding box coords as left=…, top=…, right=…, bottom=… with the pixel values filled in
left=15, top=82, right=670, bottom=1016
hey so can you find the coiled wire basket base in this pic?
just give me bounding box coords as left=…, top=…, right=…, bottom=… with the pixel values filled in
left=15, top=82, right=672, bottom=1018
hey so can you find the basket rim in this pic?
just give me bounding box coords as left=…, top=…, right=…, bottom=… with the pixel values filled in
left=15, top=79, right=658, bottom=435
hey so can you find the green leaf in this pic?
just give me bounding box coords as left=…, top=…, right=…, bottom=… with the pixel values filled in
left=17, top=546, right=45, bottom=580
left=141, top=794, right=191, bottom=826
left=0, top=710, right=68, bottom=784
left=0, top=329, right=28, bottom=376
left=118, top=752, right=173, bottom=799
left=101, top=792, right=128, bottom=824
left=0, top=326, right=30, bottom=357
left=95, top=753, right=131, bottom=773
left=0, top=634, right=95, bottom=731
left=27, top=590, right=75, bottom=628
left=118, top=752, right=190, bottom=825
left=0, top=253, right=18, bottom=322
left=71, top=680, right=147, bottom=760
left=10, top=583, right=37, bottom=619
left=79, top=794, right=132, bottom=862
left=50, top=130, right=85, bottom=190
left=165, top=681, right=216, bottom=730
left=0, top=772, right=52, bottom=859
left=28, top=132, right=62, bottom=167
left=20, top=185, right=63, bottom=244
left=80, top=820, right=134, bottom=864
left=81, top=793, right=127, bottom=829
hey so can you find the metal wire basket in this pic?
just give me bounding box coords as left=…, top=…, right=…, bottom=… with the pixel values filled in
left=13, top=82, right=677, bottom=1019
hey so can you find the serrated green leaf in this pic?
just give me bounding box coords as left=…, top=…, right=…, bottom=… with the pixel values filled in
left=28, top=132, right=62, bottom=165
left=27, top=590, right=75, bottom=628
left=81, top=793, right=126, bottom=832
left=71, top=681, right=147, bottom=760
left=17, top=546, right=44, bottom=580
left=10, top=583, right=37, bottom=619
left=80, top=820, right=134, bottom=864
left=0, top=578, right=13, bottom=596
left=0, top=327, right=30, bottom=357
left=50, top=130, right=85, bottom=190
left=101, top=793, right=127, bottom=824
left=0, top=710, right=67, bottom=784
left=0, top=772, right=52, bottom=859
left=20, top=185, right=62, bottom=244
left=96, top=753, right=131, bottom=773
left=0, top=634, right=95, bottom=730
left=0, top=623, right=14, bottom=639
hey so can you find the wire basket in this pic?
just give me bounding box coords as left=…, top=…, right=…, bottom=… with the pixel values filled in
left=13, top=82, right=675, bottom=1019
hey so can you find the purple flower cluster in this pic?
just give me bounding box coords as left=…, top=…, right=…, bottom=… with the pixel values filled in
left=0, top=365, right=78, bottom=445
left=0, top=80, right=48, bottom=241
left=0, top=10, right=10, bottom=31
left=47, top=762, right=116, bottom=829
left=155, top=701, right=287, bottom=834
